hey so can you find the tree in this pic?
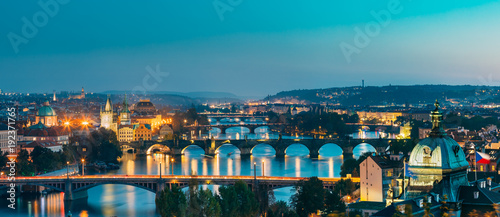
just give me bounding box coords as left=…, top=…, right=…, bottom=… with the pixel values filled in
left=16, top=149, right=34, bottom=176
left=186, top=179, right=202, bottom=217
left=217, top=185, right=238, bottom=217
left=334, top=179, right=356, bottom=196
left=199, top=188, right=221, bottom=217
left=234, top=180, right=259, bottom=217
left=324, top=190, right=346, bottom=215
left=340, top=152, right=373, bottom=177
left=291, top=177, right=325, bottom=217
left=30, top=146, right=61, bottom=173
left=88, top=128, right=122, bottom=163
left=267, top=201, right=298, bottom=217
left=217, top=181, right=259, bottom=217
left=156, top=184, right=187, bottom=217
left=0, top=151, right=8, bottom=171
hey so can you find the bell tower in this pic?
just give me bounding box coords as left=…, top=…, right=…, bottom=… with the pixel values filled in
left=120, top=94, right=131, bottom=125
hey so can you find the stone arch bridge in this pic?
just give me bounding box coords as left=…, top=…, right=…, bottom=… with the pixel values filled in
left=122, top=138, right=407, bottom=159
left=0, top=175, right=359, bottom=201
left=187, top=123, right=284, bottom=134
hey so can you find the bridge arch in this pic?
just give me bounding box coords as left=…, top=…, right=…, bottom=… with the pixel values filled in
left=209, top=127, right=222, bottom=134
left=226, top=126, right=250, bottom=134
left=318, top=143, right=343, bottom=157
left=215, top=144, right=241, bottom=155
left=251, top=143, right=276, bottom=156
left=181, top=145, right=204, bottom=155
left=254, top=126, right=269, bottom=134
left=121, top=145, right=135, bottom=153
left=285, top=143, right=310, bottom=157
left=8, top=183, right=65, bottom=192
left=353, top=143, right=377, bottom=159
left=147, top=144, right=171, bottom=155
left=73, top=182, right=157, bottom=193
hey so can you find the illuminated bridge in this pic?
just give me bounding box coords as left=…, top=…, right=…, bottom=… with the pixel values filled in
left=0, top=175, right=360, bottom=201
left=187, top=123, right=285, bottom=134
left=123, top=138, right=407, bottom=158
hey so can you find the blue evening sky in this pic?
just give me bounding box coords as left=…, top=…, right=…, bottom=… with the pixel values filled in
left=1, top=0, right=499, bottom=97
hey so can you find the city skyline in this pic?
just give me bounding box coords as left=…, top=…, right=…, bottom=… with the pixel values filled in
left=1, top=1, right=500, bottom=96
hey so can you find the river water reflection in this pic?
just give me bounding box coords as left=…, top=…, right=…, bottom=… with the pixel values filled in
left=0, top=123, right=379, bottom=216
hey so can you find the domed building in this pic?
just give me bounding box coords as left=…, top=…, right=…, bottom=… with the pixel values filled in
left=131, top=99, right=162, bottom=132
left=406, top=101, right=469, bottom=201
left=133, top=99, right=156, bottom=115
left=35, top=100, right=58, bottom=127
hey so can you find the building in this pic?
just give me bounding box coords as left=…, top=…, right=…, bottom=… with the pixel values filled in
left=35, top=100, right=58, bottom=127
left=100, top=95, right=118, bottom=132
left=131, top=100, right=162, bottom=131
left=133, top=124, right=151, bottom=141
left=360, top=154, right=403, bottom=203
left=23, top=123, right=69, bottom=145
left=357, top=111, right=403, bottom=125
left=159, top=124, right=173, bottom=140
left=0, top=123, right=16, bottom=153
left=120, top=95, right=131, bottom=125
left=374, top=101, right=489, bottom=216
left=118, top=125, right=134, bottom=142
left=405, top=101, right=469, bottom=202
left=20, top=140, right=63, bottom=153
left=68, top=87, right=85, bottom=99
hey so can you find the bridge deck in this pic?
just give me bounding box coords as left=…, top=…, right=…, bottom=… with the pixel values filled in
left=0, top=175, right=359, bottom=184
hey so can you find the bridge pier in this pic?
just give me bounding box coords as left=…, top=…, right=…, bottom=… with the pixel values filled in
left=343, top=152, right=354, bottom=160
left=240, top=147, right=252, bottom=156
left=275, top=148, right=286, bottom=158
left=309, top=150, right=319, bottom=159
left=64, top=180, right=88, bottom=201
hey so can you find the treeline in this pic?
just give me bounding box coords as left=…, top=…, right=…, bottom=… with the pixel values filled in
left=8, top=146, right=71, bottom=176
left=170, top=108, right=210, bottom=134
left=444, top=113, right=500, bottom=131
left=156, top=177, right=358, bottom=217
left=70, top=127, right=123, bottom=163
left=267, top=111, right=358, bottom=137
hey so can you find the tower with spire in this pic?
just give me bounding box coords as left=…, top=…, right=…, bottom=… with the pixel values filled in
left=405, top=100, right=469, bottom=201
left=100, top=95, right=117, bottom=131
left=120, top=94, right=131, bottom=125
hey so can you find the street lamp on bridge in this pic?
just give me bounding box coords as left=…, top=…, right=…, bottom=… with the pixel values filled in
left=262, top=160, right=265, bottom=177
left=66, top=161, right=70, bottom=179
left=171, top=158, right=174, bottom=175
left=81, top=159, right=85, bottom=176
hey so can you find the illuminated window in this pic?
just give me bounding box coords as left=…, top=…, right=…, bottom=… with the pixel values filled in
left=481, top=165, right=484, bottom=171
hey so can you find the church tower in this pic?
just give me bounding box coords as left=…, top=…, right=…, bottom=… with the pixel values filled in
left=120, top=94, right=131, bottom=125
left=81, top=87, right=85, bottom=99
left=100, top=95, right=117, bottom=131
left=406, top=100, right=469, bottom=201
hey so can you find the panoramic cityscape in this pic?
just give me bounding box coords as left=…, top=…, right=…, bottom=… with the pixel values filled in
left=2, top=1, right=500, bottom=217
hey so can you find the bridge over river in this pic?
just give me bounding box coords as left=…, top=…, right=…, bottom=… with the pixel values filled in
left=0, top=175, right=359, bottom=201
left=121, top=138, right=408, bottom=158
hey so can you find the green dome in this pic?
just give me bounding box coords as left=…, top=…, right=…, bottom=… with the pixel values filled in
left=409, top=101, right=468, bottom=170
left=37, top=105, right=57, bottom=116
left=409, top=136, right=469, bottom=170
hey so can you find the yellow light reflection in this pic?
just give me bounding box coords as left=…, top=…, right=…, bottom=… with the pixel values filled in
left=295, top=158, right=301, bottom=177
left=329, top=158, right=334, bottom=178
left=228, top=158, right=233, bottom=176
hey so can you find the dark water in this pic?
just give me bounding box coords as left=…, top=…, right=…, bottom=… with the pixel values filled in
left=0, top=125, right=376, bottom=217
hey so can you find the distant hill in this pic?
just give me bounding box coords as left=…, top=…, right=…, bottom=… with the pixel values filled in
left=102, top=90, right=239, bottom=99
left=268, top=85, right=500, bottom=106
left=99, top=91, right=243, bottom=106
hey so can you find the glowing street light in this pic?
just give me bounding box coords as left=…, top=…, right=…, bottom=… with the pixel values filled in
left=81, top=159, right=85, bottom=176
left=262, top=160, right=265, bottom=176
left=64, top=121, right=70, bottom=126
left=66, top=161, right=70, bottom=179
left=171, top=158, right=175, bottom=175
left=82, top=121, right=89, bottom=126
